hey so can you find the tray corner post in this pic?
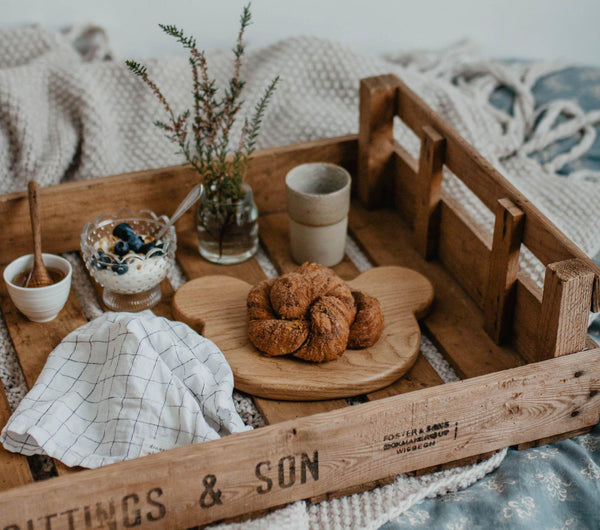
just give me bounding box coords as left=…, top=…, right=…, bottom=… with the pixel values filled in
left=357, top=74, right=402, bottom=210
left=536, top=258, right=595, bottom=360
left=483, top=197, right=525, bottom=344
left=413, top=125, right=446, bottom=260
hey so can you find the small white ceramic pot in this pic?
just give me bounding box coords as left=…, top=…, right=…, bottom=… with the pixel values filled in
left=3, top=254, right=72, bottom=322
left=286, top=163, right=351, bottom=267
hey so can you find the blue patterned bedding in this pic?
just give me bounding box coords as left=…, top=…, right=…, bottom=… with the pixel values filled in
left=384, top=66, right=600, bottom=530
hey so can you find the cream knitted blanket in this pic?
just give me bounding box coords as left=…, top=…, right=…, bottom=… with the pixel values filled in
left=1, top=25, right=599, bottom=529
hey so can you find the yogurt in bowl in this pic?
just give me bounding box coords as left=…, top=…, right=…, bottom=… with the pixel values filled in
left=81, top=209, right=176, bottom=311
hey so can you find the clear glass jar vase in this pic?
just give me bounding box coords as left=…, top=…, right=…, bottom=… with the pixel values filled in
left=197, top=183, right=259, bottom=264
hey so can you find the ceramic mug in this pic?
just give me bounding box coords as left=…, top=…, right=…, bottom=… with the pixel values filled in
left=285, top=163, right=351, bottom=267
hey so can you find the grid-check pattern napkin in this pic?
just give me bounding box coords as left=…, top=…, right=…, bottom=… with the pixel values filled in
left=0, top=310, right=251, bottom=468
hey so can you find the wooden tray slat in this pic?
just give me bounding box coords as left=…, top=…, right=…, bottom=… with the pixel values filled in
left=0, top=136, right=358, bottom=266
left=391, top=172, right=597, bottom=363
left=349, top=204, right=525, bottom=378
left=0, top=383, right=33, bottom=491
left=176, top=229, right=266, bottom=286
left=0, top=348, right=597, bottom=529
left=366, top=355, right=443, bottom=400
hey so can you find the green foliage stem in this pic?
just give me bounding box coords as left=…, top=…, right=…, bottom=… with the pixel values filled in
left=126, top=2, right=279, bottom=205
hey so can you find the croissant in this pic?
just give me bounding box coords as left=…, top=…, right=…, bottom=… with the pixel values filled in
left=247, top=262, right=384, bottom=362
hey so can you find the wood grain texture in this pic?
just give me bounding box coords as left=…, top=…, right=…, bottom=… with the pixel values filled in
left=366, top=355, right=443, bottom=400
left=0, top=383, right=33, bottom=491
left=357, top=75, right=401, bottom=208
left=349, top=204, right=525, bottom=379
left=172, top=267, right=433, bottom=400
left=512, top=274, right=544, bottom=364
left=0, top=348, right=598, bottom=529
left=392, top=75, right=600, bottom=310
left=253, top=399, right=346, bottom=425
left=484, top=198, right=525, bottom=344
left=392, top=139, right=418, bottom=224
left=391, top=158, right=594, bottom=365
left=414, top=126, right=446, bottom=260
left=176, top=229, right=266, bottom=286
left=0, top=136, right=358, bottom=266
left=515, top=427, right=594, bottom=451
left=536, top=259, right=595, bottom=361
left=437, top=193, right=492, bottom=307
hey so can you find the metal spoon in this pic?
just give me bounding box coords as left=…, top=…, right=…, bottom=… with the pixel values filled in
left=155, top=184, right=203, bottom=240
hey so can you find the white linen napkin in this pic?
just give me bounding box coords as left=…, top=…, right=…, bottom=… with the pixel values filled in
left=0, top=310, right=251, bottom=468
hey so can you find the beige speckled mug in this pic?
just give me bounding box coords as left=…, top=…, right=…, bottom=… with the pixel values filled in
left=285, top=163, right=351, bottom=267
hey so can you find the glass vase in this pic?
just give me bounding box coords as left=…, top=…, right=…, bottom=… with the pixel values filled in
left=196, top=183, right=259, bottom=264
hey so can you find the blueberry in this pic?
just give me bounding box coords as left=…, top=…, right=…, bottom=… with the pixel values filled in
left=93, top=252, right=113, bottom=270
left=140, top=240, right=164, bottom=256
left=127, top=234, right=144, bottom=252
left=113, top=222, right=135, bottom=240
left=139, top=241, right=155, bottom=254
left=111, top=263, right=128, bottom=275
left=114, top=241, right=130, bottom=256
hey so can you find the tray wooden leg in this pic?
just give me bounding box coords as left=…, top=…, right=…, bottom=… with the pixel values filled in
left=537, top=259, right=595, bottom=361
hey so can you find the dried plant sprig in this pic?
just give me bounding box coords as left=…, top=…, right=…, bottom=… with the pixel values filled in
left=126, top=2, right=278, bottom=206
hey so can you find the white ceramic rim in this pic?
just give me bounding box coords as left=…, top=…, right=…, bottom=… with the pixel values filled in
left=285, top=162, right=351, bottom=197
left=3, top=253, right=73, bottom=292
left=285, top=163, right=352, bottom=226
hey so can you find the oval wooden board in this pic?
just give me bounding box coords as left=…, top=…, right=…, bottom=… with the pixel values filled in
left=172, top=266, right=434, bottom=401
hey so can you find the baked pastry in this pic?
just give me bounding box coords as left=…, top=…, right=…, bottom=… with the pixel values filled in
left=247, top=262, right=384, bottom=362
left=247, top=279, right=309, bottom=356
left=348, top=290, right=385, bottom=349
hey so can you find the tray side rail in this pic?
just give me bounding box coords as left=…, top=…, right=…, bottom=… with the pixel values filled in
left=0, top=135, right=357, bottom=266
left=356, top=74, right=599, bottom=362
left=0, top=347, right=598, bottom=529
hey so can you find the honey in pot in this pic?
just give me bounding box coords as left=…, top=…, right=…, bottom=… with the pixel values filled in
left=12, top=267, right=66, bottom=288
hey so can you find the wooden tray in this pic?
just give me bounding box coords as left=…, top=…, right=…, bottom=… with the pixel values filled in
left=172, top=266, right=434, bottom=400
left=0, top=74, right=598, bottom=529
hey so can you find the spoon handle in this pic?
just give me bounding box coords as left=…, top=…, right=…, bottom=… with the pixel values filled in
left=156, top=184, right=203, bottom=240
left=28, top=181, right=44, bottom=269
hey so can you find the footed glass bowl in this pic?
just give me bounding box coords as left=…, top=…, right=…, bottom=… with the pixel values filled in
left=81, top=209, right=176, bottom=312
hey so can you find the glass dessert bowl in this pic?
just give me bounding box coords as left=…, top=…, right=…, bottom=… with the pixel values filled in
left=81, top=209, right=176, bottom=312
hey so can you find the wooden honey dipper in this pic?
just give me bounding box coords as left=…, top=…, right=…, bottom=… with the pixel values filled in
left=25, top=181, right=53, bottom=288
